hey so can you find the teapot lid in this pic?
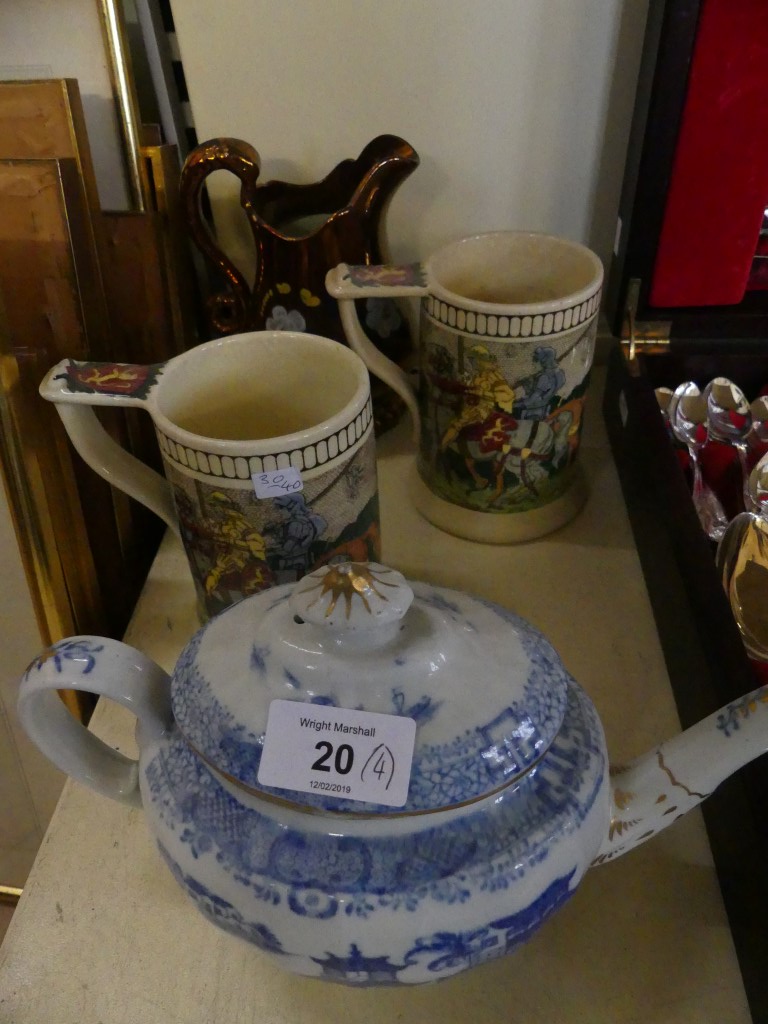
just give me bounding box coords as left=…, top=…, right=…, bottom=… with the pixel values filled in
left=170, top=562, right=572, bottom=815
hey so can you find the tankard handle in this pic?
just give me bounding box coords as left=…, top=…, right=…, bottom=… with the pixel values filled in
left=18, top=637, right=173, bottom=807
left=39, top=359, right=178, bottom=535
left=326, top=262, right=428, bottom=442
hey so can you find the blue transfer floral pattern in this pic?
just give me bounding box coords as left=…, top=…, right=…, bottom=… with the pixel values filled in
left=24, top=639, right=104, bottom=677
left=144, top=682, right=598, bottom=985
left=157, top=843, right=286, bottom=954
left=400, top=870, right=575, bottom=978
left=716, top=689, right=768, bottom=737
left=170, top=585, right=571, bottom=813
left=133, top=577, right=607, bottom=985
left=143, top=681, right=602, bottom=919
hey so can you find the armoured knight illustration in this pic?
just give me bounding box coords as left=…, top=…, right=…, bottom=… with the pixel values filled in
left=439, top=345, right=516, bottom=451
left=266, top=493, right=328, bottom=583
left=514, top=346, right=565, bottom=420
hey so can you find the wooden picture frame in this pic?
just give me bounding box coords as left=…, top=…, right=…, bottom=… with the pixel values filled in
left=0, top=149, right=163, bottom=649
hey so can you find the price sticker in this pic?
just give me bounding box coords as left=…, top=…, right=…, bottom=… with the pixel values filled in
left=257, top=700, right=417, bottom=808
left=252, top=467, right=304, bottom=499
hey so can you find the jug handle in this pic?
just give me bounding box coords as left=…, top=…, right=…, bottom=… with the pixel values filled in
left=326, top=262, right=428, bottom=442
left=39, top=359, right=179, bottom=535
left=18, top=637, right=173, bottom=808
left=180, top=137, right=261, bottom=334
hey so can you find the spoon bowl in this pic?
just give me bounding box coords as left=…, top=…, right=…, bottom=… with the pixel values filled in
left=654, top=386, right=675, bottom=438
left=706, top=377, right=753, bottom=444
left=706, top=377, right=753, bottom=510
left=717, top=451, right=768, bottom=666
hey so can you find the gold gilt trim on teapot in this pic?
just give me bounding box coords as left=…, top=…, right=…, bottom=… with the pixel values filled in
left=300, top=563, right=397, bottom=618
left=595, top=750, right=711, bottom=864
left=289, top=563, right=414, bottom=632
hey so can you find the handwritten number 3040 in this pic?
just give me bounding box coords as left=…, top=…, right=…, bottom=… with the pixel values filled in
left=259, top=473, right=301, bottom=493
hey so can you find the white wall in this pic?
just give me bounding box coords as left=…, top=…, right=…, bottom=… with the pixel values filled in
left=171, top=0, right=649, bottom=282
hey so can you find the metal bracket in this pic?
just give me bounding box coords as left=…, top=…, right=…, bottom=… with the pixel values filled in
left=0, top=884, right=22, bottom=905
left=621, top=278, right=671, bottom=375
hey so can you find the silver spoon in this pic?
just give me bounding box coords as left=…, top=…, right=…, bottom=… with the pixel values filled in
left=750, top=451, right=768, bottom=515
left=749, top=395, right=768, bottom=446
left=654, top=387, right=675, bottom=439
left=716, top=453, right=768, bottom=662
left=705, top=377, right=753, bottom=511
left=670, top=381, right=729, bottom=541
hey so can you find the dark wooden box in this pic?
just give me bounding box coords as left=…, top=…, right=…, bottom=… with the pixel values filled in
left=602, top=341, right=768, bottom=1024
left=602, top=1, right=768, bottom=1019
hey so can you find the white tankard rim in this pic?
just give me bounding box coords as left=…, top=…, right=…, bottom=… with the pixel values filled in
left=424, top=231, right=604, bottom=318
left=146, top=330, right=372, bottom=457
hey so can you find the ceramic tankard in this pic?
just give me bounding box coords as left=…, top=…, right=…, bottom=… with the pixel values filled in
left=40, top=331, right=379, bottom=619
left=327, top=231, right=603, bottom=543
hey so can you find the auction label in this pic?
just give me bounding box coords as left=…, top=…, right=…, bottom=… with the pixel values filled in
left=252, top=467, right=304, bottom=499
left=257, top=700, right=416, bottom=808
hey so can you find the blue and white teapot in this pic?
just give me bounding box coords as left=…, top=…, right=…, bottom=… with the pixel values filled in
left=17, top=561, right=768, bottom=986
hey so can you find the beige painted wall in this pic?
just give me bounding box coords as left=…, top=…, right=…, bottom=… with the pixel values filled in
left=172, top=0, right=649, bottom=281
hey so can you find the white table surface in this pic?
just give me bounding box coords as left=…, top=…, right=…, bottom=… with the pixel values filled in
left=0, top=370, right=753, bottom=1023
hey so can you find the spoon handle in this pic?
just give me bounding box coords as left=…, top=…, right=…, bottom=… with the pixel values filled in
left=689, top=447, right=729, bottom=541
left=736, top=442, right=752, bottom=512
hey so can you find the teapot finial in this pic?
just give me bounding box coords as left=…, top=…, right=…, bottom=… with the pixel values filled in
left=289, top=561, right=413, bottom=632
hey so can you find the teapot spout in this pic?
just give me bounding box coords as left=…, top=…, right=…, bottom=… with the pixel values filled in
left=594, top=682, right=768, bottom=863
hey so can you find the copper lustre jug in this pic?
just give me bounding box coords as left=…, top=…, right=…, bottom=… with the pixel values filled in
left=180, top=135, right=419, bottom=431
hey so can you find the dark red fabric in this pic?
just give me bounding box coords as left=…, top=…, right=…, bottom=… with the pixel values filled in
left=649, top=0, right=768, bottom=307
left=747, top=231, right=768, bottom=291
left=676, top=436, right=768, bottom=522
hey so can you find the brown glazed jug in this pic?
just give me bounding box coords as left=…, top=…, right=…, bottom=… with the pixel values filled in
left=180, top=135, right=419, bottom=432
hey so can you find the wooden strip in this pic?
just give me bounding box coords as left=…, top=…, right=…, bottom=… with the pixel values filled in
left=0, top=79, right=112, bottom=334
left=0, top=160, right=104, bottom=643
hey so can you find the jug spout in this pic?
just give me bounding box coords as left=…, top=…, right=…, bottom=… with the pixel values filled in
left=348, top=134, right=419, bottom=226
left=594, top=682, right=768, bottom=863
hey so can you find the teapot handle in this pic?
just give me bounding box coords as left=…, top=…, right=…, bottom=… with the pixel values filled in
left=326, top=262, right=428, bottom=442
left=18, top=637, right=173, bottom=808
left=180, top=137, right=261, bottom=335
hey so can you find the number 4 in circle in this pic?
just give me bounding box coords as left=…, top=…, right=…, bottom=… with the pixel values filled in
left=361, top=744, right=395, bottom=790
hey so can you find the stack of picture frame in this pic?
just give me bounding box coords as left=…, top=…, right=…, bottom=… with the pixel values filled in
left=0, top=77, right=198, bottom=718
